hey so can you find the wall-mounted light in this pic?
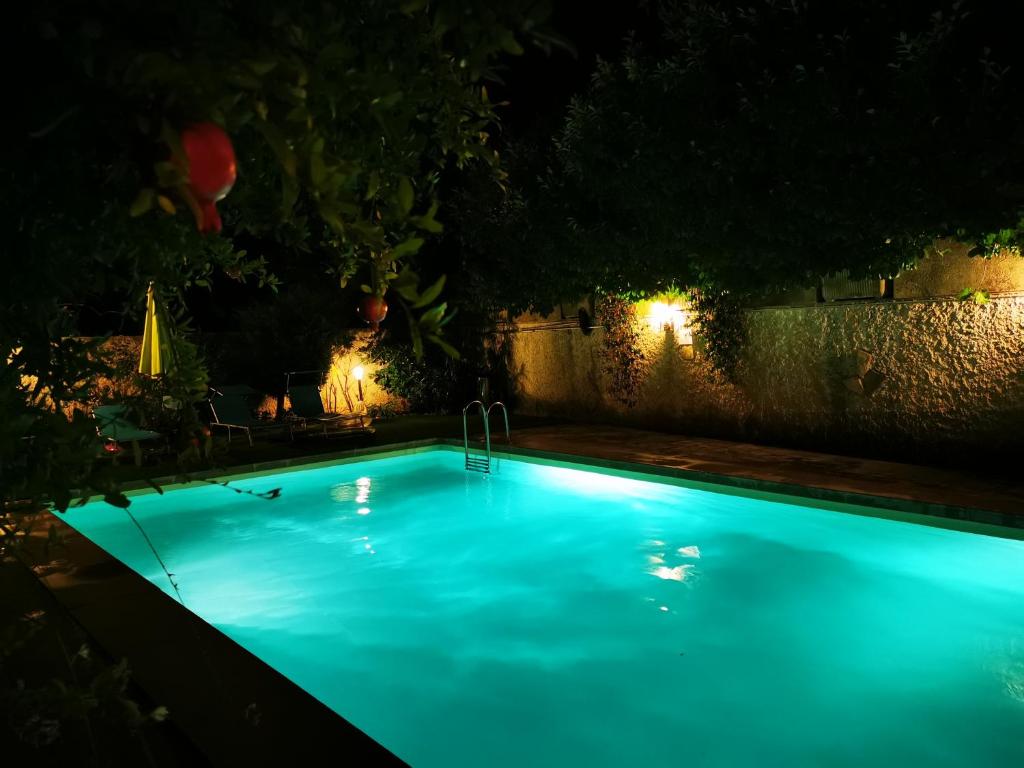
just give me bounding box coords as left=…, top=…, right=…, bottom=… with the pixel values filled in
left=644, top=300, right=693, bottom=345
left=352, top=365, right=365, bottom=402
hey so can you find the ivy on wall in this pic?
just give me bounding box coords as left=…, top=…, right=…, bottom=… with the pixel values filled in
left=688, top=289, right=748, bottom=383
left=596, top=295, right=647, bottom=408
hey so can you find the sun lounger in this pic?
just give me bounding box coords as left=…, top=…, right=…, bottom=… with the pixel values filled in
left=94, top=404, right=162, bottom=465
left=286, top=383, right=373, bottom=438
left=207, top=385, right=283, bottom=447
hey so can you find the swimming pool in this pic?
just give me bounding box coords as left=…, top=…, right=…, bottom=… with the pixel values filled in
left=63, top=447, right=1024, bottom=766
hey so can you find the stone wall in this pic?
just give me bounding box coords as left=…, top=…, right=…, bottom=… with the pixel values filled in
left=239, top=333, right=403, bottom=417
left=322, top=335, right=401, bottom=415
left=510, top=251, right=1024, bottom=464
left=85, top=332, right=404, bottom=417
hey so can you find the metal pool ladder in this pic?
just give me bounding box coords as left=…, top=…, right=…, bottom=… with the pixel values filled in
left=462, top=400, right=511, bottom=473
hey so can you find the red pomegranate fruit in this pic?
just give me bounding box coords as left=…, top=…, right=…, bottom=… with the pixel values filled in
left=179, top=122, right=237, bottom=233
left=359, top=296, right=388, bottom=330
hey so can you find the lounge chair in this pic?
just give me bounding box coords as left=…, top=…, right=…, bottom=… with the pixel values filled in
left=207, top=386, right=282, bottom=447
left=287, top=383, right=374, bottom=438
left=94, top=404, right=163, bottom=466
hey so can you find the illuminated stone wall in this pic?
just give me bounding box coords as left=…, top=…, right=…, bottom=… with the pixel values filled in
left=323, top=333, right=403, bottom=415
left=82, top=332, right=404, bottom=418
left=510, top=257, right=1024, bottom=462
left=251, top=333, right=403, bottom=417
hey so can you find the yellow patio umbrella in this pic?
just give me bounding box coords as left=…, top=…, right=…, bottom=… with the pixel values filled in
left=138, top=283, right=164, bottom=375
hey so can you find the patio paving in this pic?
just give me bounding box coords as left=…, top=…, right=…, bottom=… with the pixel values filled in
left=498, top=424, right=1024, bottom=522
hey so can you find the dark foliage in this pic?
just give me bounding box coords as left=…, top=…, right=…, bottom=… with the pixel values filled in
left=222, top=285, right=352, bottom=406
left=456, top=0, right=1024, bottom=375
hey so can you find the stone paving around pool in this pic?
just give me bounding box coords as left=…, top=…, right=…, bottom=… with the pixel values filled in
left=493, top=424, right=1024, bottom=526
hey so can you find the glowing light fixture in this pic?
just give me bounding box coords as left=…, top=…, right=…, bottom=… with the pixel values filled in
left=353, top=365, right=365, bottom=402
left=644, top=300, right=693, bottom=344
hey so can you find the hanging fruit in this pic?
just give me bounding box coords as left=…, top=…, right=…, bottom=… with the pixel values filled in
left=179, top=122, right=237, bottom=233
left=359, top=295, right=388, bottom=330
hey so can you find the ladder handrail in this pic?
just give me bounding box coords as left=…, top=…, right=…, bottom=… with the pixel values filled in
left=463, top=400, right=511, bottom=473
left=462, top=400, right=491, bottom=471
left=486, top=401, right=511, bottom=446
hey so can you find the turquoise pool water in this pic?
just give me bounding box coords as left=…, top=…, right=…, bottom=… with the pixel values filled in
left=63, top=449, right=1024, bottom=766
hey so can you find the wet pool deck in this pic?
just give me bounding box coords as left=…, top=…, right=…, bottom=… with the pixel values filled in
left=489, top=424, right=1024, bottom=530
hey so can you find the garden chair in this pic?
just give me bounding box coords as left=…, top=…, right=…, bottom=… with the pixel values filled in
left=286, top=383, right=374, bottom=438
left=93, top=404, right=163, bottom=466
left=207, top=385, right=283, bottom=447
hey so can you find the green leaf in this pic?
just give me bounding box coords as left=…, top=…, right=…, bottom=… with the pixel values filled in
left=226, top=70, right=261, bottom=90
left=410, top=200, right=443, bottom=233
left=372, top=91, right=404, bottom=109
left=412, top=274, right=446, bottom=308
left=437, top=306, right=457, bottom=328
left=395, top=283, right=419, bottom=302
left=391, top=266, right=420, bottom=302
left=347, top=220, right=386, bottom=248
left=407, top=308, right=424, bottom=359
left=129, top=188, right=155, bottom=217
left=391, top=237, right=424, bottom=259
left=498, top=29, right=524, bottom=56
left=318, top=42, right=356, bottom=63
left=153, top=161, right=184, bottom=188
left=418, top=302, right=447, bottom=330
left=359, top=284, right=373, bottom=294
left=310, top=139, right=327, bottom=187
left=128, top=52, right=174, bottom=84
left=365, top=170, right=380, bottom=201
left=256, top=121, right=297, bottom=177
left=244, top=58, right=278, bottom=76
left=286, top=105, right=311, bottom=124
left=321, top=210, right=345, bottom=235
left=425, top=333, right=460, bottom=359
left=391, top=265, right=418, bottom=288
left=396, top=176, right=414, bottom=216
left=281, top=175, right=299, bottom=215
left=159, top=120, right=185, bottom=167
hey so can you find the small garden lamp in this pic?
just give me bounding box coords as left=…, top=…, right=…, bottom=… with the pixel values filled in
left=353, top=365, right=365, bottom=402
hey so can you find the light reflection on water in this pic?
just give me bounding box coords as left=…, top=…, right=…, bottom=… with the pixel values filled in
left=648, top=564, right=694, bottom=582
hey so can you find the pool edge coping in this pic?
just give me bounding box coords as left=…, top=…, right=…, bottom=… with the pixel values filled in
left=109, top=437, right=1023, bottom=540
